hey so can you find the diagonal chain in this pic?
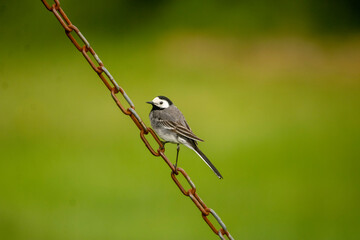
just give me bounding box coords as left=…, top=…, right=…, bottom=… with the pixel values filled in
left=41, top=1, right=234, bottom=239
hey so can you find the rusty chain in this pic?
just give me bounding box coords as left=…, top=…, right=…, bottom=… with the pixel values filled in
left=41, top=1, right=234, bottom=239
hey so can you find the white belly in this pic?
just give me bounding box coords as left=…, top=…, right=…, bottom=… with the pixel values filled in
left=155, top=127, right=179, bottom=143
left=153, top=127, right=193, bottom=150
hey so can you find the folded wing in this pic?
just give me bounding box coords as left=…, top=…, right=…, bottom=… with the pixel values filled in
left=158, top=120, right=204, bottom=142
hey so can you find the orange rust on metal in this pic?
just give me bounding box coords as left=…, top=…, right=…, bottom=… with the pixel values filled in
left=41, top=1, right=233, bottom=238
left=58, top=7, right=72, bottom=27
left=189, top=189, right=207, bottom=214
left=171, top=168, right=194, bottom=196
left=54, top=0, right=61, bottom=7
left=140, top=128, right=163, bottom=156
left=149, top=128, right=164, bottom=149
left=129, top=114, right=144, bottom=132
left=41, top=0, right=53, bottom=10
left=202, top=213, right=220, bottom=235
left=99, top=74, right=113, bottom=91
left=189, top=192, right=208, bottom=214
left=129, top=112, right=148, bottom=134
left=159, top=151, right=176, bottom=172
left=219, top=229, right=232, bottom=239
left=81, top=47, right=102, bottom=73
left=194, top=192, right=210, bottom=214
left=51, top=6, right=71, bottom=31
left=111, top=89, right=132, bottom=115
left=66, top=28, right=83, bottom=51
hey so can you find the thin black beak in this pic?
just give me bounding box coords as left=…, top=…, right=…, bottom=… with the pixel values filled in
left=146, top=101, right=153, bottom=105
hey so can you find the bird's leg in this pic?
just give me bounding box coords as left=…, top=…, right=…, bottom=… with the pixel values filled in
left=160, top=141, right=169, bottom=150
left=174, top=144, right=180, bottom=174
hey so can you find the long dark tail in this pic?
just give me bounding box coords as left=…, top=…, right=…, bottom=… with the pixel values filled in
left=192, top=145, right=223, bottom=179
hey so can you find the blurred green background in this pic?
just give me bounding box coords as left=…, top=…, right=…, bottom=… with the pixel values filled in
left=1, top=0, right=360, bottom=239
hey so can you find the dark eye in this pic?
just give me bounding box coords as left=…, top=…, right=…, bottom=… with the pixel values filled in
left=160, top=101, right=163, bottom=105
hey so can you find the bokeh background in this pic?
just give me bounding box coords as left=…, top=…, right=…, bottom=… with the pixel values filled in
left=1, top=0, right=360, bottom=239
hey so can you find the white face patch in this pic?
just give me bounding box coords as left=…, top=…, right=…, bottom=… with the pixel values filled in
left=152, top=97, right=170, bottom=109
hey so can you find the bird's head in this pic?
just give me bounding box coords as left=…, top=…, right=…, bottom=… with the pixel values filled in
left=146, top=96, right=173, bottom=109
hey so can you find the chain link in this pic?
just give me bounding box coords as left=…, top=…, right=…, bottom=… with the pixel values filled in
left=41, top=1, right=234, bottom=238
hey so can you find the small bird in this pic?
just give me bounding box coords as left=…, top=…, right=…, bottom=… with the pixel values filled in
left=147, top=96, right=223, bottom=179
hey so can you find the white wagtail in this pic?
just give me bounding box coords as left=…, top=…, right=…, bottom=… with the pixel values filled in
left=147, top=96, right=223, bottom=179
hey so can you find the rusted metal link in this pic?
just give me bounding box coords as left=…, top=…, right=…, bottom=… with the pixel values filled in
left=159, top=151, right=176, bottom=172
left=128, top=108, right=148, bottom=133
left=58, top=6, right=72, bottom=28
left=41, top=0, right=54, bottom=11
left=194, top=192, right=209, bottom=214
left=67, top=25, right=90, bottom=51
left=140, top=128, right=164, bottom=156
left=189, top=192, right=209, bottom=215
left=202, top=213, right=220, bottom=234
left=129, top=113, right=145, bottom=132
left=81, top=47, right=103, bottom=73
left=171, top=168, right=210, bottom=215
left=210, top=209, right=227, bottom=232
left=101, top=66, right=120, bottom=92
left=219, top=231, right=226, bottom=240
left=51, top=5, right=72, bottom=32
left=202, top=208, right=232, bottom=238
left=99, top=73, right=114, bottom=91
left=76, top=29, right=90, bottom=48
left=90, top=48, right=103, bottom=66
left=111, top=88, right=132, bottom=115
left=110, top=84, right=135, bottom=107
left=119, top=89, right=135, bottom=109
left=218, top=229, right=234, bottom=240
left=41, top=1, right=234, bottom=238
left=54, top=0, right=61, bottom=8
left=171, top=168, right=196, bottom=196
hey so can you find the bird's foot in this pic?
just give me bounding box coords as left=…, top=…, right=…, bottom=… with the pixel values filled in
left=172, top=164, right=178, bottom=175
left=160, top=141, right=169, bottom=150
